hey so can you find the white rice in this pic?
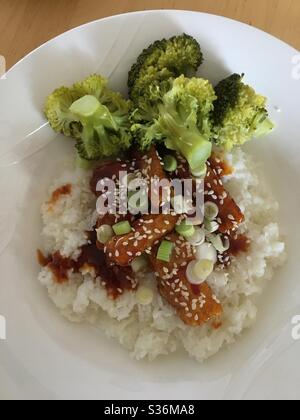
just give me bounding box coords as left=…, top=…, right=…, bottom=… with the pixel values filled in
left=38, top=148, right=286, bottom=362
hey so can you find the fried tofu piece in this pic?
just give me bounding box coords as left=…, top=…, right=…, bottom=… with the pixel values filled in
left=205, top=159, right=244, bottom=234
left=105, top=214, right=179, bottom=266
left=149, top=233, right=196, bottom=273
left=170, top=153, right=244, bottom=234
left=133, top=146, right=167, bottom=207
left=96, top=213, right=136, bottom=250
left=90, top=160, right=136, bottom=196
left=149, top=233, right=222, bottom=326
left=133, top=145, right=166, bottom=182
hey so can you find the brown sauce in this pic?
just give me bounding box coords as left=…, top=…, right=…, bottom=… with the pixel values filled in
left=38, top=231, right=136, bottom=299
left=37, top=250, right=76, bottom=283
left=37, top=249, right=51, bottom=267
left=228, top=234, right=250, bottom=256
left=210, top=154, right=234, bottom=176
left=190, top=284, right=201, bottom=296
left=218, top=233, right=251, bottom=267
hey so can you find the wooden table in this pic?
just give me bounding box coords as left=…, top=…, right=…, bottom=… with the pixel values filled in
left=0, top=0, right=299, bottom=69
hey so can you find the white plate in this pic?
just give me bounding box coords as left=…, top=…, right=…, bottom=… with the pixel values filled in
left=0, top=10, right=299, bottom=400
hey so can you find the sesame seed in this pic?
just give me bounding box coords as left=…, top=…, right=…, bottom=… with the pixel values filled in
left=181, top=262, right=187, bottom=267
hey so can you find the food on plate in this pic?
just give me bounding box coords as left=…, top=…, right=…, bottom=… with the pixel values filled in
left=128, top=33, right=203, bottom=106
left=131, top=75, right=216, bottom=170
left=212, top=73, right=274, bottom=150
left=38, top=34, right=285, bottom=362
left=44, top=75, right=132, bottom=162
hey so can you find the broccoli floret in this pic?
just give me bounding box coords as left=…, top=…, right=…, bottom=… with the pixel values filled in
left=132, top=75, right=217, bottom=170
left=212, top=74, right=274, bottom=150
left=44, top=75, right=132, bottom=161
left=128, top=34, right=203, bottom=105
left=44, top=86, right=83, bottom=138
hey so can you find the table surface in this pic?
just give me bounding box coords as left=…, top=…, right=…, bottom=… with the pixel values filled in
left=0, top=0, right=299, bottom=69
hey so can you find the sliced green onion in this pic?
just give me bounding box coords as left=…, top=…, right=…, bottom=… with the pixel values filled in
left=136, top=286, right=154, bottom=305
left=204, top=220, right=219, bottom=233
left=193, top=259, right=214, bottom=280
left=207, top=234, right=230, bottom=253
left=131, top=255, right=149, bottom=273
left=191, top=163, right=207, bottom=178
left=112, top=221, right=132, bottom=236
left=96, top=224, right=114, bottom=244
left=195, top=242, right=217, bottom=264
left=186, top=259, right=214, bottom=285
left=187, top=227, right=205, bottom=246
left=175, top=221, right=195, bottom=238
left=186, top=215, right=203, bottom=226
left=163, top=155, right=177, bottom=172
left=204, top=201, right=219, bottom=221
left=157, top=240, right=174, bottom=262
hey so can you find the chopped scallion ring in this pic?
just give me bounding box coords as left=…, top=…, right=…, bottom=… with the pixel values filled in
left=175, top=221, right=195, bottom=238
left=204, top=220, right=219, bottom=233
left=112, top=221, right=132, bottom=236
left=207, top=234, right=230, bottom=253
left=204, top=201, right=219, bottom=221
left=195, top=242, right=217, bottom=264
left=163, top=155, right=178, bottom=172
left=131, top=255, right=149, bottom=273
left=96, top=224, right=114, bottom=244
left=193, top=259, right=214, bottom=280
left=136, top=286, right=154, bottom=305
left=187, top=227, right=205, bottom=246
left=157, top=240, right=174, bottom=262
left=186, top=259, right=214, bottom=285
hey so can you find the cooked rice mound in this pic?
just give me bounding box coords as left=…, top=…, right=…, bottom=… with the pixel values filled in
left=38, top=148, right=286, bottom=362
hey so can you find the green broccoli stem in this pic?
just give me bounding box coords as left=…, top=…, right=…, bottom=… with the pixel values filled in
left=159, top=112, right=212, bottom=170
left=69, top=94, right=118, bottom=130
